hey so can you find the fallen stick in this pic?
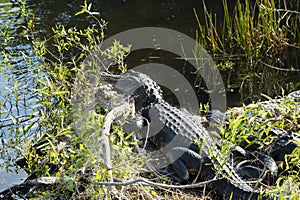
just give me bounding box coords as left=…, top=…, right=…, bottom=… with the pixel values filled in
left=90, top=176, right=216, bottom=189
left=97, top=101, right=134, bottom=194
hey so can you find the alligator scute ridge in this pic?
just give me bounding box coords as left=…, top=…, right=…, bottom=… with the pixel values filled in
left=99, top=70, right=273, bottom=200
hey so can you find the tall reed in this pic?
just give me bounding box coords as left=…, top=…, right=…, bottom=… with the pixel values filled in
left=196, top=0, right=300, bottom=100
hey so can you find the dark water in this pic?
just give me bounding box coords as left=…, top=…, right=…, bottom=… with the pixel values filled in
left=0, top=0, right=299, bottom=193
left=24, top=0, right=299, bottom=105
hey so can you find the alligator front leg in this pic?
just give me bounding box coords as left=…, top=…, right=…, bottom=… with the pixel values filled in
left=167, top=146, right=210, bottom=182
left=122, top=114, right=145, bottom=133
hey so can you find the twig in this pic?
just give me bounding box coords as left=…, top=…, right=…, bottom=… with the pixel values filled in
left=258, top=60, right=300, bottom=72
left=98, top=102, right=134, bottom=194
left=274, top=8, right=300, bottom=15
left=0, top=114, right=37, bottom=123
left=0, top=119, right=38, bottom=129
left=90, top=176, right=217, bottom=189
left=90, top=175, right=267, bottom=190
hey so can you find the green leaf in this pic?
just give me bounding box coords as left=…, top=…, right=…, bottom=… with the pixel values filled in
left=36, top=100, right=52, bottom=105
left=232, top=116, right=244, bottom=132
left=53, top=90, right=68, bottom=95
left=74, top=10, right=85, bottom=16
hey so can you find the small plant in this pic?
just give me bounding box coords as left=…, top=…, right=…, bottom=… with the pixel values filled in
left=225, top=97, right=300, bottom=199
left=0, top=1, right=154, bottom=199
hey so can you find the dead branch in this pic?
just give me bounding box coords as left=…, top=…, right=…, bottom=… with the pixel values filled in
left=90, top=176, right=216, bottom=189
left=98, top=101, right=134, bottom=194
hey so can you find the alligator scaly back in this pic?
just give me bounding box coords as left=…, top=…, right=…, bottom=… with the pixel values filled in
left=145, top=100, right=261, bottom=196
left=99, top=70, right=263, bottom=199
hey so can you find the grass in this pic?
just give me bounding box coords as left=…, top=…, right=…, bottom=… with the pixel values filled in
left=196, top=0, right=300, bottom=101
left=0, top=0, right=299, bottom=199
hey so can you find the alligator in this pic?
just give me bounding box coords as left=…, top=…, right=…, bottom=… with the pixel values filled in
left=99, top=70, right=276, bottom=200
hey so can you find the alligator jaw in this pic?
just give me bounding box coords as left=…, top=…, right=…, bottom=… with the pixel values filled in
left=99, top=72, right=128, bottom=94
left=99, top=72, right=122, bottom=85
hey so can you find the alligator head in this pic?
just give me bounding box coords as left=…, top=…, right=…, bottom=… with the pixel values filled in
left=99, top=70, right=163, bottom=110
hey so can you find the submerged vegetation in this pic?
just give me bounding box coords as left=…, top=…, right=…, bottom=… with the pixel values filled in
left=0, top=0, right=299, bottom=199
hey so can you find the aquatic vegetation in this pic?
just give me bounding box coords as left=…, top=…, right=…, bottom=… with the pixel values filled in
left=196, top=0, right=300, bottom=101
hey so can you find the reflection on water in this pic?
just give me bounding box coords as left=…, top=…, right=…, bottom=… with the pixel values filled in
left=0, top=1, right=41, bottom=140
left=0, top=0, right=19, bottom=21
left=0, top=0, right=42, bottom=192
left=0, top=168, right=27, bottom=192
left=0, top=46, right=41, bottom=138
